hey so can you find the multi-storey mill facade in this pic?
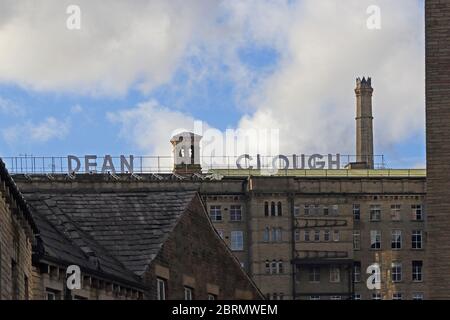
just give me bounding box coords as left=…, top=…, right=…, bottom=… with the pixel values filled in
left=11, top=78, right=428, bottom=300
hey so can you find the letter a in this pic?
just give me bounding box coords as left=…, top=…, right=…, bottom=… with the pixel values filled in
left=66, top=5, right=81, bottom=30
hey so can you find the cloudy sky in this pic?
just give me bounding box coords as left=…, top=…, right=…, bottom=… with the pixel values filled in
left=0, top=0, right=425, bottom=169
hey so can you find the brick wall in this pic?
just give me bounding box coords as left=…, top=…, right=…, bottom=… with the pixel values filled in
left=426, top=0, right=450, bottom=299
left=145, top=194, right=261, bottom=300
left=0, top=191, right=33, bottom=300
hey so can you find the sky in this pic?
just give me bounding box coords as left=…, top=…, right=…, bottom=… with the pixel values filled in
left=0, top=0, right=425, bottom=170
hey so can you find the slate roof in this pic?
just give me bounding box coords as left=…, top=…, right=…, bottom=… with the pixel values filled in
left=0, top=158, right=38, bottom=233
left=22, top=189, right=198, bottom=287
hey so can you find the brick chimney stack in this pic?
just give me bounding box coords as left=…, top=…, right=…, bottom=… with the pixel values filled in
left=355, top=77, right=374, bottom=169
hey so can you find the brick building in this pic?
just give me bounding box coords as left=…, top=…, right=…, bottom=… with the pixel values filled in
left=425, top=0, right=450, bottom=299
left=15, top=180, right=262, bottom=300
left=0, top=159, right=38, bottom=300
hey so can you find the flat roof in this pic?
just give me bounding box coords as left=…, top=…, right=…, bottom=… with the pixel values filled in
left=208, top=169, right=427, bottom=178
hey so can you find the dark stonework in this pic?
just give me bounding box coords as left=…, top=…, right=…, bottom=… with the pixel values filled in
left=426, top=0, right=450, bottom=299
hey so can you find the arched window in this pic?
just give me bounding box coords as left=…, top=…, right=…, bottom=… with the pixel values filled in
left=277, top=202, right=283, bottom=216
left=271, top=202, right=276, bottom=216
left=263, top=227, right=270, bottom=242
left=264, top=202, right=269, bottom=216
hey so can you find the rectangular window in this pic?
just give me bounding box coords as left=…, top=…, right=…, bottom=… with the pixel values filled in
left=330, top=296, right=342, bottom=300
left=411, top=204, right=423, bottom=221
left=208, top=294, right=217, bottom=300
left=372, top=292, right=382, bottom=300
left=412, top=292, right=424, bottom=300
left=330, top=265, right=340, bottom=283
left=230, top=205, right=242, bottom=221
left=412, top=260, right=423, bottom=282
left=412, top=230, right=423, bottom=249
left=184, top=287, right=193, bottom=300
left=157, top=278, right=166, bottom=300
left=370, top=230, right=381, bottom=249
left=353, top=204, right=361, bottom=221
left=304, top=204, right=311, bottom=216
left=391, top=262, right=402, bottom=282
left=312, top=205, right=320, bottom=215
left=304, top=230, right=310, bottom=242
left=294, top=206, right=301, bottom=216
left=331, top=205, right=339, bottom=216
left=295, top=229, right=300, bottom=242
left=324, top=230, right=330, bottom=242
left=270, top=261, right=277, bottom=274
left=392, top=293, right=403, bottom=300
left=353, top=262, right=361, bottom=283
left=314, top=230, right=320, bottom=242
left=309, top=296, right=320, bottom=300
left=333, top=230, right=340, bottom=242
left=45, top=289, right=61, bottom=300
left=370, top=205, right=381, bottom=221
left=309, top=267, right=320, bottom=282
left=352, top=294, right=361, bottom=300
left=265, top=261, right=271, bottom=274
left=353, top=230, right=361, bottom=250
left=391, top=230, right=402, bottom=249
left=210, top=205, right=222, bottom=221
left=231, top=231, right=244, bottom=251
left=390, top=204, right=401, bottom=221
left=217, top=230, right=224, bottom=239
left=323, top=206, right=329, bottom=216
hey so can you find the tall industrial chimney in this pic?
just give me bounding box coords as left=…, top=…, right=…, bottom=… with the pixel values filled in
left=354, top=77, right=374, bottom=169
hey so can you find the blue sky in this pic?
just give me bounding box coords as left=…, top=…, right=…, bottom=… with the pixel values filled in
left=0, top=0, right=425, bottom=169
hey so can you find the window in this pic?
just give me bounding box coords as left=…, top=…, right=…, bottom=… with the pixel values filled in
left=265, top=260, right=271, bottom=274
left=304, top=230, right=310, bottom=242
left=263, top=227, right=270, bottom=242
left=11, top=260, right=19, bottom=300
left=294, top=206, right=301, bottom=216
left=264, top=202, right=269, bottom=216
left=392, top=293, right=403, bottom=300
left=412, top=292, right=424, bottom=300
left=353, top=262, right=361, bottom=283
left=271, top=202, right=276, bottom=216
left=24, top=275, right=29, bottom=300
left=314, top=230, right=320, bottom=242
left=370, top=230, right=381, bottom=249
left=210, top=205, right=222, bottom=221
left=352, top=293, right=361, bottom=300
left=295, top=229, right=300, bottom=242
left=391, top=230, right=402, bottom=249
left=278, top=261, right=284, bottom=274
left=157, top=278, right=166, bottom=300
left=390, top=204, right=401, bottom=221
left=271, top=260, right=277, bottom=274
left=324, top=230, right=330, bottom=242
left=333, top=230, right=340, bottom=242
left=230, top=205, right=242, bottom=221
left=353, top=230, right=361, bottom=250
left=184, top=287, right=193, bottom=300
left=330, top=265, right=340, bottom=283
left=412, top=261, right=423, bottom=282
left=304, top=205, right=311, bottom=216
left=208, top=294, right=217, bottom=300
left=370, top=205, right=381, bottom=221
left=330, top=296, right=342, bottom=300
left=411, top=204, right=423, bottom=221
left=277, top=202, right=283, bottom=216
left=353, top=204, right=361, bottom=221
left=274, top=228, right=282, bottom=242
left=323, top=206, right=329, bottom=216
left=46, top=289, right=61, bottom=300
left=309, top=267, right=320, bottom=282
left=231, top=231, right=243, bottom=251
left=309, top=296, right=320, bottom=300
left=372, top=292, right=382, bottom=300
left=217, top=230, right=224, bottom=239
left=391, top=262, right=402, bottom=282
left=312, top=204, right=320, bottom=215
left=412, top=230, right=423, bottom=249
left=331, top=205, right=339, bottom=216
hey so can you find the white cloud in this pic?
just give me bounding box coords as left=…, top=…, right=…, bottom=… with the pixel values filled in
left=0, top=96, right=25, bottom=116
left=0, top=0, right=218, bottom=95
left=2, top=117, right=70, bottom=144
